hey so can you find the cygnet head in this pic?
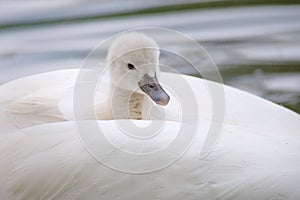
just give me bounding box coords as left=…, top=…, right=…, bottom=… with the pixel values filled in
left=106, top=32, right=170, bottom=106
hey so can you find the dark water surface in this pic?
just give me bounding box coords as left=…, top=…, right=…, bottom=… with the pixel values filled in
left=0, top=0, right=299, bottom=113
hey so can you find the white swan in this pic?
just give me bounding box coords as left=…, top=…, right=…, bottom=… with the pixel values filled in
left=0, top=32, right=300, bottom=199
left=0, top=32, right=180, bottom=132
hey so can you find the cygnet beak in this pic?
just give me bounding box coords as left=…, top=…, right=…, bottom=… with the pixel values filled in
left=138, top=73, right=170, bottom=106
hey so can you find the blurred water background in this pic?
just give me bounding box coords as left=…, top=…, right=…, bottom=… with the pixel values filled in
left=0, top=0, right=299, bottom=113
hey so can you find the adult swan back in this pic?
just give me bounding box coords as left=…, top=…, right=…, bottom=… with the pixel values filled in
left=0, top=32, right=299, bottom=199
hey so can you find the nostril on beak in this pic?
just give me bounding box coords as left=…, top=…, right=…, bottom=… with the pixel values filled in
left=149, top=83, right=155, bottom=89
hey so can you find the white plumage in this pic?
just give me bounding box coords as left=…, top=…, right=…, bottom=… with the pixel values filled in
left=0, top=32, right=299, bottom=199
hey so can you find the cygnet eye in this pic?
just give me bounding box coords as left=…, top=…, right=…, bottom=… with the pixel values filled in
left=127, top=63, right=136, bottom=70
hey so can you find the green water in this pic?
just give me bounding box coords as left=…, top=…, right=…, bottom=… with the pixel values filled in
left=0, top=0, right=299, bottom=113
